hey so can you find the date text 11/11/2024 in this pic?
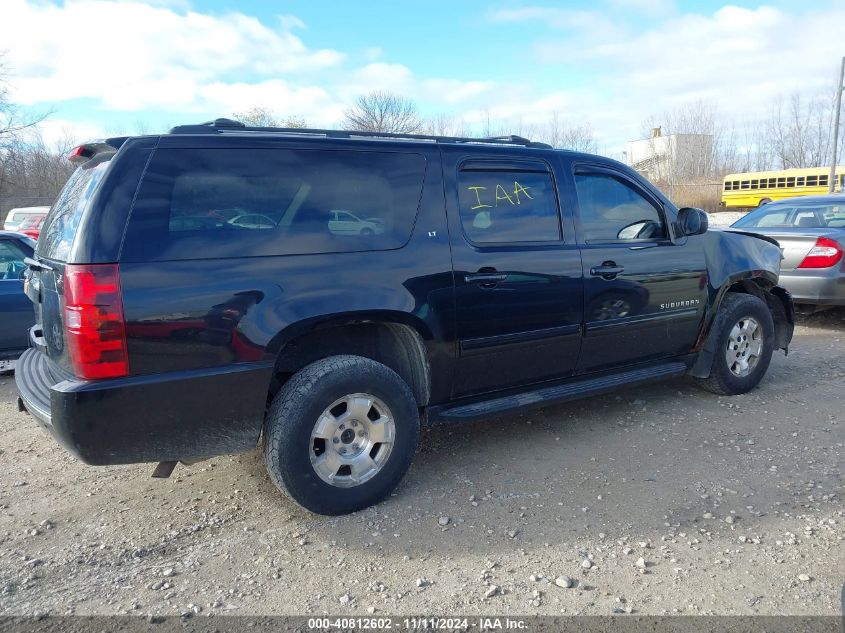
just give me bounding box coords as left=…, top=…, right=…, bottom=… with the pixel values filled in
left=306, top=617, right=528, bottom=630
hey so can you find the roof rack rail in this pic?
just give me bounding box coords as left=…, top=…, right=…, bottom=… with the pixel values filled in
left=168, top=119, right=553, bottom=149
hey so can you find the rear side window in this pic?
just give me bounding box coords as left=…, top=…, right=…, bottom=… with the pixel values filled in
left=122, top=148, right=426, bottom=261
left=37, top=155, right=112, bottom=261
left=456, top=170, right=560, bottom=243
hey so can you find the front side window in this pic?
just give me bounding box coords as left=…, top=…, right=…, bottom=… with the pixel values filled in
left=456, top=170, right=560, bottom=243
left=122, top=148, right=426, bottom=260
left=574, top=172, right=666, bottom=242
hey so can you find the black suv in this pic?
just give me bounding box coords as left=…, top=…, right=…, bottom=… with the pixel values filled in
left=16, top=120, right=794, bottom=515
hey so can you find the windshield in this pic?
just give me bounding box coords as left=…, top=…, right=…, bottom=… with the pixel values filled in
left=36, top=154, right=112, bottom=260
left=732, top=203, right=845, bottom=229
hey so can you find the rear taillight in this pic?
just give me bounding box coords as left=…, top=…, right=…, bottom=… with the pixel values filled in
left=797, top=237, right=844, bottom=269
left=63, top=264, right=129, bottom=379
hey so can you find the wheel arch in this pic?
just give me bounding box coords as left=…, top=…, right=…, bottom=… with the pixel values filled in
left=690, top=277, right=794, bottom=378
left=266, top=313, right=433, bottom=407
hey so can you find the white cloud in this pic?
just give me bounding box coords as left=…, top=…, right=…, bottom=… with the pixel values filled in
left=605, top=0, right=676, bottom=17
left=364, top=47, right=384, bottom=61
left=198, top=80, right=339, bottom=122
left=338, top=63, right=494, bottom=109
left=540, top=5, right=841, bottom=114
left=421, top=79, right=497, bottom=104
left=489, top=3, right=845, bottom=150
left=34, top=118, right=108, bottom=148
left=489, top=6, right=622, bottom=33
left=6, top=0, right=840, bottom=156
left=342, top=63, right=416, bottom=97
left=2, top=0, right=344, bottom=109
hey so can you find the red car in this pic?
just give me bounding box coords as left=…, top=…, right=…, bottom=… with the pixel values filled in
left=17, top=214, right=45, bottom=240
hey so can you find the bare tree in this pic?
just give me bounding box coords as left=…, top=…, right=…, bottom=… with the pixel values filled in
left=1, top=52, right=49, bottom=146
left=762, top=92, right=835, bottom=169
left=343, top=91, right=422, bottom=134
left=540, top=112, right=597, bottom=152
left=0, top=130, right=76, bottom=218
left=639, top=99, right=726, bottom=182
left=422, top=113, right=467, bottom=137
left=232, top=106, right=307, bottom=128
left=0, top=54, right=64, bottom=219
left=634, top=100, right=730, bottom=211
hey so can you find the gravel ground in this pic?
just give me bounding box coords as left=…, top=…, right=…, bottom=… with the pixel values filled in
left=0, top=309, right=842, bottom=618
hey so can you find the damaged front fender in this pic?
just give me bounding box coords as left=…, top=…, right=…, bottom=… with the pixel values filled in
left=689, top=229, right=795, bottom=379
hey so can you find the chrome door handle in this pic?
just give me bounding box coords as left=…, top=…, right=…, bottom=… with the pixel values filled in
left=590, top=265, right=624, bottom=279
left=465, top=272, right=508, bottom=283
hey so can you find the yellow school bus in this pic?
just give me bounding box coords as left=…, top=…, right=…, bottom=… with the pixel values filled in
left=721, top=167, right=845, bottom=208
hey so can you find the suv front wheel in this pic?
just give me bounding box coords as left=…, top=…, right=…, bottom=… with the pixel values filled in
left=263, top=355, right=419, bottom=515
left=694, top=293, right=775, bottom=395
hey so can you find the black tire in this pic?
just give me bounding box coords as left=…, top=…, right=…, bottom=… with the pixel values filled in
left=758, top=198, right=772, bottom=206
left=360, top=228, right=374, bottom=236
left=694, top=293, right=775, bottom=395
left=263, top=355, right=419, bottom=515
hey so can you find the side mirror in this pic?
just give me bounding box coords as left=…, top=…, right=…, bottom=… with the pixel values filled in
left=677, top=207, right=708, bottom=236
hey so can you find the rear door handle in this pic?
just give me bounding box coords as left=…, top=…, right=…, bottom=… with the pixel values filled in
left=465, top=272, right=508, bottom=284
left=590, top=264, right=625, bottom=279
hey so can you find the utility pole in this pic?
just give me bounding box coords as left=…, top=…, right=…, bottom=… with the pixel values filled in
left=830, top=56, right=845, bottom=193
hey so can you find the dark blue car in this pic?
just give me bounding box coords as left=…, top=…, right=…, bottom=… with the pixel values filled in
left=0, top=231, right=35, bottom=371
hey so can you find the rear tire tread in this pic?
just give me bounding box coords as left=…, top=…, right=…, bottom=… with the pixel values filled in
left=263, top=355, right=418, bottom=515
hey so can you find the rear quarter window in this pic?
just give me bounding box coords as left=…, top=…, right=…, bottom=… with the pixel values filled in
left=121, top=148, right=427, bottom=261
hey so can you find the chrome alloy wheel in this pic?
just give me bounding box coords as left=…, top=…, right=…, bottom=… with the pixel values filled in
left=309, top=393, right=396, bottom=488
left=725, top=316, right=763, bottom=378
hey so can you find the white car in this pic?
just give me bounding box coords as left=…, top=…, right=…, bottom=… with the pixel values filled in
left=328, top=210, right=385, bottom=236
left=3, top=206, right=50, bottom=232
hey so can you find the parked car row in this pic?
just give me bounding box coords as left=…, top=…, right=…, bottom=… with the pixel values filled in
left=3, top=206, right=49, bottom=237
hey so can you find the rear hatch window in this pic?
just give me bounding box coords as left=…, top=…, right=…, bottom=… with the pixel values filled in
left=30, top=152, right=114, bottom=375
left=37, top=153, right=113, bottom=262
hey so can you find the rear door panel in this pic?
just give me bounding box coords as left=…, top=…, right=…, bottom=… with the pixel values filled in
left=443, top=148, right=584, bottom=397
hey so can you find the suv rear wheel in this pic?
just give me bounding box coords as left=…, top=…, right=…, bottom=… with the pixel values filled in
left=694, top=293, right=774, bottom=395
left=263, top=355, right=419, bottom=515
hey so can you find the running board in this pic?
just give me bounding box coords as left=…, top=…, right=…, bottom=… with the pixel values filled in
left=428, top=361, right=687, bottom=424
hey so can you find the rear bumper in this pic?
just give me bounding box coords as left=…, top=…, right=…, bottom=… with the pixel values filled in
left=778, top=271, right=845, bottom=305
left=15, top=348, right=273, bottom=465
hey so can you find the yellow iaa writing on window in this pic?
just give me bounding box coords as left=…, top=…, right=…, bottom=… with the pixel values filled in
left=467, top=182, right=534, bottom=210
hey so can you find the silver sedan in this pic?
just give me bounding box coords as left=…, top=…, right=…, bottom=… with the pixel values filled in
left=729, top=195, right=845, bottom=308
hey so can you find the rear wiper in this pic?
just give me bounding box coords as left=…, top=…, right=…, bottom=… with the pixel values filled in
left=24, top=256, right=54, bottom=272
